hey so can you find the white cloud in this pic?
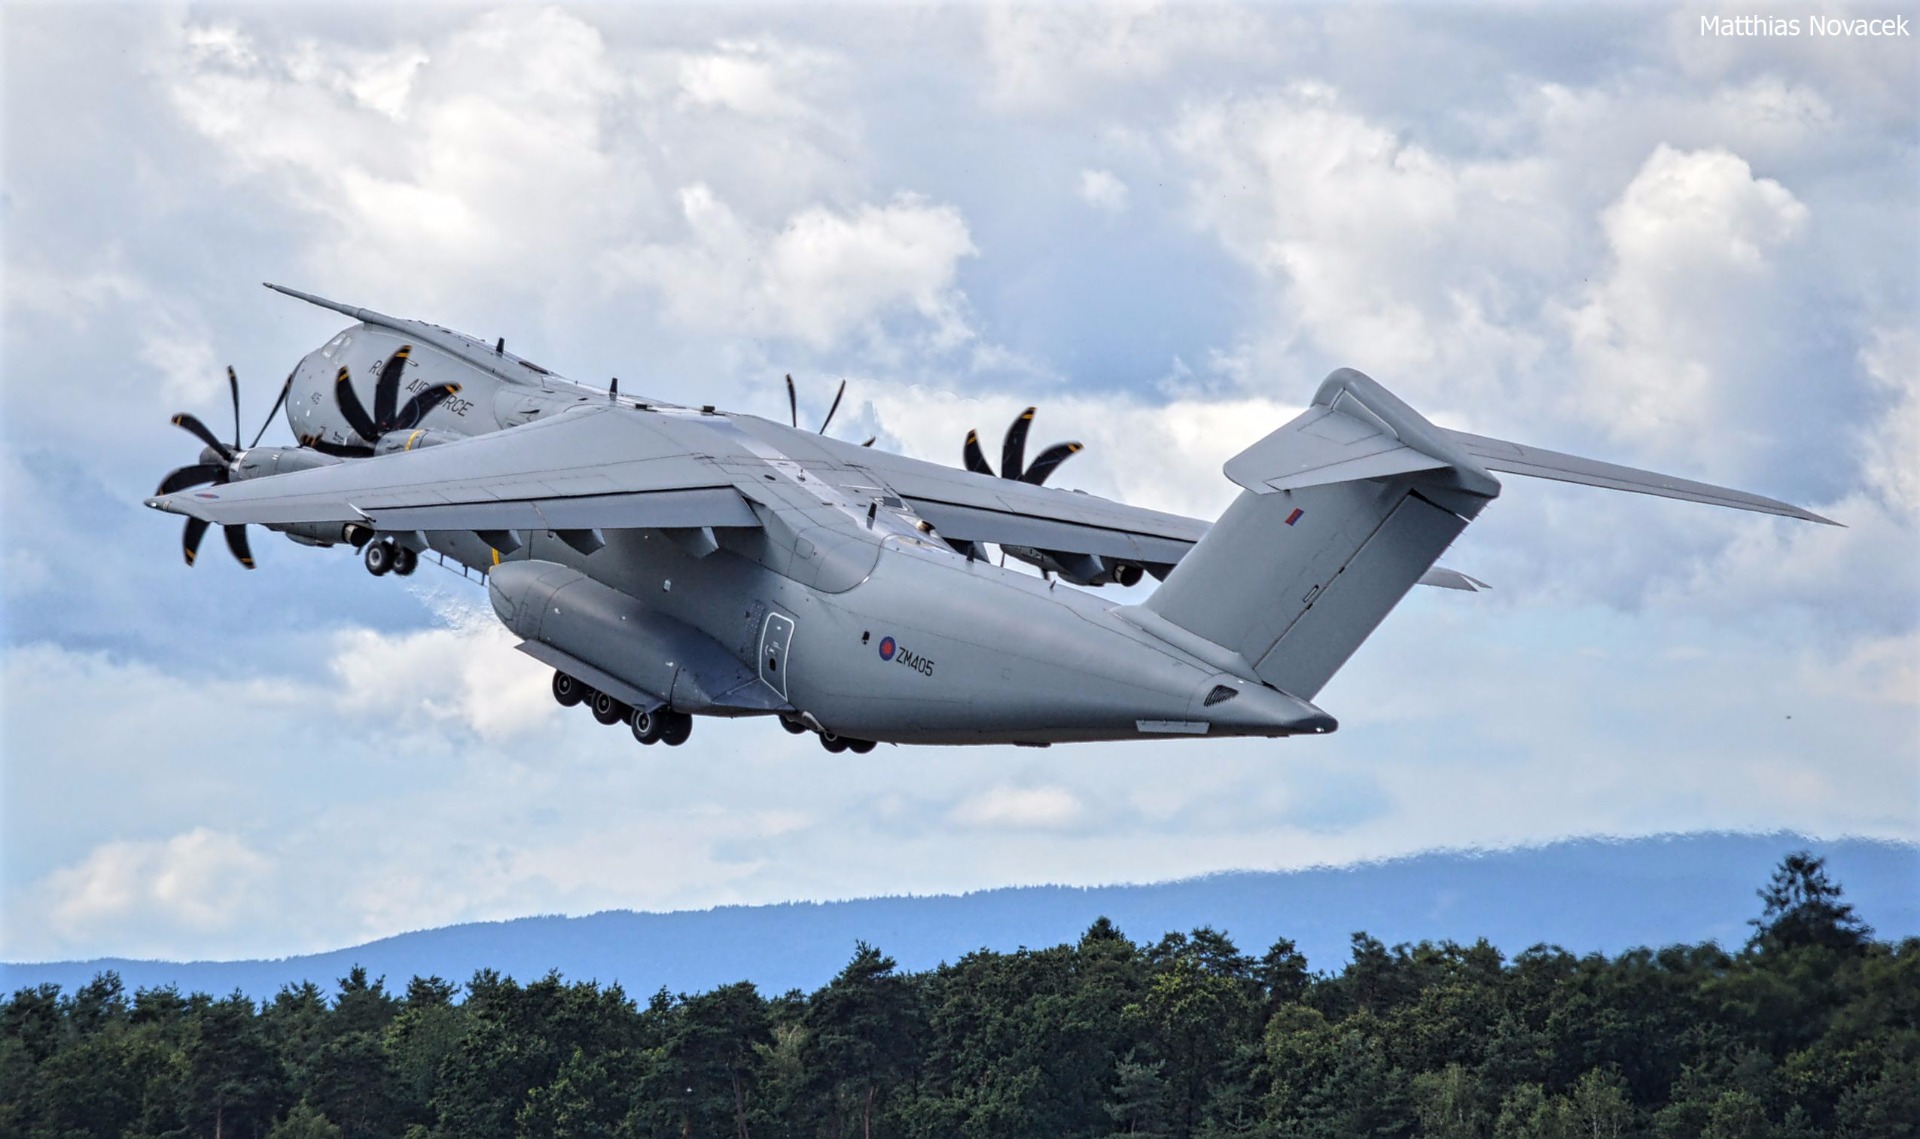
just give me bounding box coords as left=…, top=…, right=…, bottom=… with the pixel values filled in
left=1857, top=326, right=1920, bottom=522
left=982, top=1, right=1267, bottom=111
left=1560, top=145, right=1810, bottom=462
left=1170, top=83, right=1553, bottom=400
left=677, top=41, right=813, bottom=118
left=605, top=187, right=979, bottom=351
left=38, top=829, right=274, bottom=951
left=951, top=785, right=1086, bottom=830
left=1078, top=169, right=1129, bottom=213
left=328, top=590, right=558, bottom=742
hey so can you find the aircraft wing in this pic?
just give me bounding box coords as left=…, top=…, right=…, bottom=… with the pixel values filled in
left=147, top=405, right=760, bottom=532
left=825, top=444, right=1210, bottom=566
left=147, top=400, right=1487, bottom=588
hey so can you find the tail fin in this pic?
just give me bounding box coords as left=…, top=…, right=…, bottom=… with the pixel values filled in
left=1144, top=370, right=1497, bottom=700
left=1142, top=368, right=1832, bottom=701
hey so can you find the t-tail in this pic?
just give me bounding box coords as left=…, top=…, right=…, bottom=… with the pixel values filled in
left=1141, top=369, right=1835, bottom=703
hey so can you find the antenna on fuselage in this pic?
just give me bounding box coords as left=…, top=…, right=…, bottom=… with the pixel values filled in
left=495, top=337, right=504, bottom=355
left=610, top=377, right=619, bottom=401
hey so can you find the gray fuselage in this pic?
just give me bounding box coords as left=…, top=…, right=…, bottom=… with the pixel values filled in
left=269, top=322, right=1331, bottom=746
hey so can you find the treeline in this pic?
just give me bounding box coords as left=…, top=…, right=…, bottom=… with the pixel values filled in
left=2, top=854, right=1914, bottom=1138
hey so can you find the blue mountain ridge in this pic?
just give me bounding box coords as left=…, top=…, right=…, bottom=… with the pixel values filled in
left=6, top=833, right=1914, bottom=1002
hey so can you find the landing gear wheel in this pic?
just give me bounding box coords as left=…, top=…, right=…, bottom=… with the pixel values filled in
left=552, top=672, right=586, bottom=707
left=392, top=545, right=418, bottom=576
left=630, top=708, right=665, bottom=745
left=847, top=739, right=876, bottom=754
left=363, top=540, right=394, bottom=576
left=779, top=716, right=807, bottom=735
left=660, top=711, right=693, bottom=747
left=591, top=691, right=629, bottom=726
left=820, top=732, right=849, bottom=754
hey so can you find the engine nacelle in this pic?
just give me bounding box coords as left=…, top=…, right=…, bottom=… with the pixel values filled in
left=374, top=428, right=464, bottom=456
left=229, top=446, right=343, bottom=482
left=1002, top=545, right=1148, bottom=587
left=271, top=520, right=370, bottom=548
left=487, top=560, right=762, bottom=714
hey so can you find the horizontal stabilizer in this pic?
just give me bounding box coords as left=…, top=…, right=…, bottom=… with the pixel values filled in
left=1442, top=430, right=1838, bottom=525
left=1224, top=404, right=1450, bottom=494
left=1418, top=566, right=1489, bottom=592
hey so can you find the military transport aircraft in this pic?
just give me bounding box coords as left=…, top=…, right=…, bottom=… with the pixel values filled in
left=147, top=285, right=1835, bottom=752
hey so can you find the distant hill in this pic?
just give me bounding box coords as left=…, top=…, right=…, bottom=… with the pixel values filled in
left=7, top=832, right=1914, bottom=1001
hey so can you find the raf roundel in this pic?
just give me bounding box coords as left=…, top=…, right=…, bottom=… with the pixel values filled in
left=878, top=635, right=897, bottom=661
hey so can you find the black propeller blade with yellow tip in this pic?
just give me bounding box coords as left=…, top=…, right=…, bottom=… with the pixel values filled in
left=329, top=350, right=459, bottom=448
left=334, top=365, right=378, bottom=442
left=1021, top=441, right=1084, bottom=486
left=961, top=407, right=1083, bottom=486
left=170, top=413, right=235, bottom=463
left=372, top=346, right=409, bottom=431
left=784, top=373, right=852, bottom=436
left=158, top=364, right=267, bottom=568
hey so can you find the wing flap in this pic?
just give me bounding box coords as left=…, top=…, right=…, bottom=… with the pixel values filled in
left=906, top=499, right=1199, bottom=564
left=365, top=488, right=759, bottom=533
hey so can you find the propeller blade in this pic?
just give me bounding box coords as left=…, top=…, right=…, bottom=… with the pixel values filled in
left=250, top=369, right=296, bottom=448
left=819, top=379, right=845, bottom=434
left=227, top=366, right=242, bottom=450
left=963, top=429, right=995, bottom=477
left=171, top=414, right=235, bottom=462
left=1001, top=407, right=1036, bottom=482
left=1020, top=441, right=1084, bottom=485
left=182, top=517, right=210, bottom=566
left=155, top=463, right=225, bottom=496
left=786, top=374, right=798, bottom=428
left=373, top=346, right=412, bottom=431
left=389, top=383, right=460, bottom=433
left=223, top=524, right=255, bottom=569
left=334, top=366, right=378, bottom=441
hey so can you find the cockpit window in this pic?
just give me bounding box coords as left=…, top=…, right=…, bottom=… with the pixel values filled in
left=320, top=333, right=352, bottom=359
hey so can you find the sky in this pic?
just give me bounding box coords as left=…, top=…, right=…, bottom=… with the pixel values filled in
left=1, top=1, right=1914, bottom=964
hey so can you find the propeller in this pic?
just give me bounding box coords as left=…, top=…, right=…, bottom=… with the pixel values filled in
left=310, top=347, right=460, bottom=456
left=785, top=373, right=871, bottom=444
left=155, top=365, right=286, bottom=568
left=962, top=407, right=1083, bottom=485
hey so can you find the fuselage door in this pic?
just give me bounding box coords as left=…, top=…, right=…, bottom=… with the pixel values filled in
left=759, top=612, right=796, bottom=700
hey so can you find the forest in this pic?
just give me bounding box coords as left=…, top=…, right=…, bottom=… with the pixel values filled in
left=2, top=853, right=1913, bottom=1138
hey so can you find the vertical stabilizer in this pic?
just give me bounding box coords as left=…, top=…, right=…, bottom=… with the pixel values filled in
left=1143, top=370, right=1501, bottom=700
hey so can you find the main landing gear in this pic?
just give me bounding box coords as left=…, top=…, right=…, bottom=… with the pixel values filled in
left=780, top=715, right=876, bottom=754
left=362, top=538, right=417, bottom=577
left=551, top=670, right=691, bottom=747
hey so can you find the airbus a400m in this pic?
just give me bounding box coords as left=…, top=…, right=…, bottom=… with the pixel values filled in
left=148, top=285, right=1834, bottom=752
